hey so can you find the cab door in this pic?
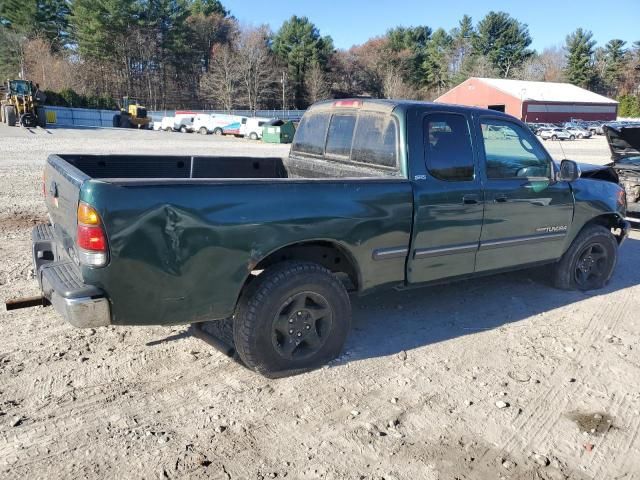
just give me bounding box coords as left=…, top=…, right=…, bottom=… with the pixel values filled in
left=474, top=116, right=574, bottom=272
left=407, top=110, right=484, bottom=284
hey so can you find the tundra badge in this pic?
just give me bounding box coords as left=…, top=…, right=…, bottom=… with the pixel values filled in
left=536, top=225, right=568, bottom=233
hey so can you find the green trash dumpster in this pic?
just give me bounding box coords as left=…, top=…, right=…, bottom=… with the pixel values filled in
left=262, top=120, right=296, bottom=144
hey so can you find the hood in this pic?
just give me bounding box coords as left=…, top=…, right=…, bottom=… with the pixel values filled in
left=603, top=125, right=640, bottom=163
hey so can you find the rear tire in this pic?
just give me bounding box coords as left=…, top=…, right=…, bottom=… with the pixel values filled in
left=570, top=135, right=575, bottom=140
left=552, top=135, right=557, bottom=141
left=233, top=261, right=351, bottom=377
left=6, top=106, right=16, bottom=126
left=164, top=127, right=172, bottom=132
left=552, top=225, right=618, bottom=291
left=180, top=125, right=188, bottom=133
left=199, top=127, right=208, bottom=135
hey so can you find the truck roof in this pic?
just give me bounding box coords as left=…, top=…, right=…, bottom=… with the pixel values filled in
left=308, top=98, right=515, bottom=119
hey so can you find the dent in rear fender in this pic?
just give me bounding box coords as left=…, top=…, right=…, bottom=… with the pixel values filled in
left=80, top=180, right=413, bottom=326
left=565, top=178, right=625, bottom=246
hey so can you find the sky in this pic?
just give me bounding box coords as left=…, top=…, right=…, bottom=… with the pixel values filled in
left=224, top=0, right=639, bottom=52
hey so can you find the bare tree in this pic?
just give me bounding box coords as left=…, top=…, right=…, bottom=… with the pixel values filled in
left=382, top=63, right=417, bottom=99
left=305, top=62, right=329, bottom=104
left=200, top=44, right=240, bottom=111
left=236, top=26, right=278, bottom=110
left=23, top=37, right=77, bottom=91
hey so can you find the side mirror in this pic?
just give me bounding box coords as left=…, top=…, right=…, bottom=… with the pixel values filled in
left=557, top=159, right=581, bottom=182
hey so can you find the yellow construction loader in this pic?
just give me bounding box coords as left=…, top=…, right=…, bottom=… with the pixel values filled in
left=113, top=97, right=151, bottom=129
left=0, top=79, right=46, bottom=127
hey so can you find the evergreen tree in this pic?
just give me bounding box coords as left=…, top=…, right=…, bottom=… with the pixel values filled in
left=0, top=0, right=69, bottom=48
left=272, top=15, right=334, bottom=108
left=564, top=28, right=596, bottom=88
left=449, top=15, right=475, bottom=83
left=423, top=28, right=452, bottom=94
left=474, top=11, right=533, bottom=78
left=603, top=39, right=627, bottom=96
left=71, top=0, right=138, bottom=61
left=189, top=0, right=228, bottom=16
left=386, top=25, right=431, bottom=87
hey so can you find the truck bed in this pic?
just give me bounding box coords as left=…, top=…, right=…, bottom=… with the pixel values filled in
left=42, top=154, right=413, bottom=326
left=56, top=153, right=401, bottom=182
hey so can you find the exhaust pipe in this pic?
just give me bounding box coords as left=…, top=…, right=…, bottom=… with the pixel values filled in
left=5, top=295, right=51, bottom=311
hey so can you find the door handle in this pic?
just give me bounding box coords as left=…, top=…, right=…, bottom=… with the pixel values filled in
left=494, top=194, right=508, bottom=203
left=462, top=194, right=480, bottom=205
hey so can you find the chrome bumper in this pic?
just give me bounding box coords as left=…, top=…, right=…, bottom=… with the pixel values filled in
left=45, top=276, right=111, bottom=328
left=34, top=224, right=111, bottom=328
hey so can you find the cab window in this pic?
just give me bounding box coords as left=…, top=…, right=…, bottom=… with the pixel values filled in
left=325, top=113, right=356, bottom=158
left=351, top=113, right=398, bottom=168
left=424, top=113, right=474, bottom=181
left=481, top=119, right=551, bottom=179
left=291, top=112, right=330, bottom=156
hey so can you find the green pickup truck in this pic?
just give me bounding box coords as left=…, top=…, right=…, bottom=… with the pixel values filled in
left=21, top=99, right=630, bottom=376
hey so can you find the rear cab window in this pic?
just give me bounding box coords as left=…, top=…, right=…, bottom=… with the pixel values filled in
left=424, top=113, right=475, bottom=181
left=291, top=108, right=400, bottom=175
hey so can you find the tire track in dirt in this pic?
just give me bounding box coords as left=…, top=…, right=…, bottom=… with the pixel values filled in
left=484, top=280, right=634, bottom=476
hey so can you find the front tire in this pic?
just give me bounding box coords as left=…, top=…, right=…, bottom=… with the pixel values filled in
left=199, top=127, right=208, bottom=135
left=233, top=261, right=351, bottom=377
left=249, top=132, right=259, bottom=140
left=213, top=127, right=223, bottom=136
left=552, top=135, right=557, bottom=141
left=552, top=225, right=618, bottom=291
left=570, top=135, right=575, bottom=140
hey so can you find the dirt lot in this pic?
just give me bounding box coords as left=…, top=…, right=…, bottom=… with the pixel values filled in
left=1, top=126, right=639, bottom=480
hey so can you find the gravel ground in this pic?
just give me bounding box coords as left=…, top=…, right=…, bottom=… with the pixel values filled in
left=1, top=126, right=639, bottom=480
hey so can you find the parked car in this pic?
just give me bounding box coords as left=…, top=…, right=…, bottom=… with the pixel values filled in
left=21, top=99, right=629, bottom=377
left=535, top=123, right=556, bottom=135
left=541, top=128, right=574, bottom=141
left=603, top=124, right=640, bottom=224
left=565, top=126, right=592, bottom=139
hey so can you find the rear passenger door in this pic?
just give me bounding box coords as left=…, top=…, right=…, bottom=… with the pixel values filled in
left=407, top=111, right=484, bottom=284
left=475, top=117, right=574, bottom=272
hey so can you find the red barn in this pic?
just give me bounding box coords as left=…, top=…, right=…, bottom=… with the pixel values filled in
left=435, top=77, right=618, bottom=123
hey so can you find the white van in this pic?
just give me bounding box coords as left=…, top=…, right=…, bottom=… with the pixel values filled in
left=160, top=111, right=197, bottom=132
left=193, top=114, right=238, bottom=135
left=241, top=117, right=274, bottom=140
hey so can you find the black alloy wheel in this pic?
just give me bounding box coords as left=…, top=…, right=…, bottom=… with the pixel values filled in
left=574, top=243, right=608, bottom=290
left=271, top=291, right=333, bottom=360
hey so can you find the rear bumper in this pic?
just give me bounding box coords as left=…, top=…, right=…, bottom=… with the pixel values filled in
left=33, top=224, right=111, bottom=328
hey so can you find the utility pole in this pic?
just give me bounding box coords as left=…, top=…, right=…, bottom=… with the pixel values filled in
left=281, top=71, right=286, bottom=111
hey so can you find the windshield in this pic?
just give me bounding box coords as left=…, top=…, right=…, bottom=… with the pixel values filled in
left=9, top=80, right=32, bottom=96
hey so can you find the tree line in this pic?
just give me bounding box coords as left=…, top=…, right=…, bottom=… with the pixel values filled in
left=1, top=1, right=639, bottom=115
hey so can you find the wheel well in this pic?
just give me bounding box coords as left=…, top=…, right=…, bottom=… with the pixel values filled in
left=583, top=214, right=626, bottom=243
left=252, top=241, right=360, bottom=291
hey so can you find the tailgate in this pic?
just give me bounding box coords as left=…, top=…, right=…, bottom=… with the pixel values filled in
left=44, top=155, right=89, bottom=260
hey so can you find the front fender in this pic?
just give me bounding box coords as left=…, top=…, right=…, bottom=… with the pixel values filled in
left=566, top=177, right=626, bottom=245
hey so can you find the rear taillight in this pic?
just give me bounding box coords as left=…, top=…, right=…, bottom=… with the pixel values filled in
left=77, top=225, right=107, bottom=251
left=77, top=202, right=108, bottom=267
